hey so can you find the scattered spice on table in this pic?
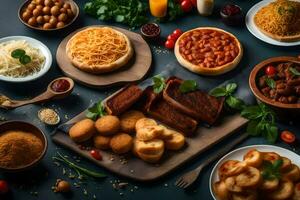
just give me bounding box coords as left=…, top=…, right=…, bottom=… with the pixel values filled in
left=38, top=108, right=60, bottom=125
left=0, top=130, right=43, bottom=168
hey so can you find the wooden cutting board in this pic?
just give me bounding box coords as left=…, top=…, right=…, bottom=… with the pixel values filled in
left=56, top=25, right=152, bottom=88
left=52, top=111, right=248, bottom=182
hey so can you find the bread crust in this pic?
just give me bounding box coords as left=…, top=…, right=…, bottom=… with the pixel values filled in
left=174, top=27, right=243, bottom=76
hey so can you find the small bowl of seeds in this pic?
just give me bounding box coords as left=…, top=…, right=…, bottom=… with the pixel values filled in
left=38, top=108, right=60, bottom=125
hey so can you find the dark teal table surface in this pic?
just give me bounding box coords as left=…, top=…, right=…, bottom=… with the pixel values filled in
left=0, top=0, right=299, bottom=199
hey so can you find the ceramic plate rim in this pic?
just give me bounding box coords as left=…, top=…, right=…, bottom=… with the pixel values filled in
left=0, top=36, right=52, bottom=82
left=245, top=0, right=300, bottom=46
left=209, top=144, right=300, bottom=200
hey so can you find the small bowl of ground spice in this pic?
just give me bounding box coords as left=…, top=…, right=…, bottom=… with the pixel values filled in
left=0, top=121, right=47, bottom=172
left=38, top=108, right=60, bottom=125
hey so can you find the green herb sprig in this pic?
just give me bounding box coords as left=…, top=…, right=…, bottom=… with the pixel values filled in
left=11, top=49, right=31, bottom=65
left=241, top=103, right=278, bottom=143
left=179, top=80, right=197, bottom=93
left=166, top=0, right=184, bottom=21
left=261, top=159, right=283, bottom=180
left=265, top=78, right=276, bottom=89
left=210, top=83, right=245, bottom=110
left=289, top=67, right=300, bottom=76
left=152, top=75, right=166, bottom=94
left=86, top=99, right=106, bottom=121
left=53, top=152, right=106, bottom=179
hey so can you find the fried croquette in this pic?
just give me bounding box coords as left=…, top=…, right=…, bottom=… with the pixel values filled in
left=110, top=133, right=133, bottom=154
left=69, top=119, right=96, bottom=142
left=95, top=115, right=120, bottom=136
left=93, top=135, right=111, bottom=150
left=120, top=110, right=145, bottom=133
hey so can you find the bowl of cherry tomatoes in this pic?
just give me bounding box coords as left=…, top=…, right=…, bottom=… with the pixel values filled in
left=249, top=56, right=300, bottom=119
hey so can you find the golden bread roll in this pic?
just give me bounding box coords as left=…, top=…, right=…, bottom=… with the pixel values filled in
left=134, top=139, right=164, bottom=155
left=157, top=125, right=173, bottom=140
left=135, top=118, right=157, bottom=131
left=213, top=181, right=230, bottom=200
left=136, top=148, right=164, bottom=163
left=136, top=125, right=164, bottom=141
left=120, top=110, right=145, bottom=133
left=110, top=133, right=133, bottom=154
left=95, top=115, right=120, bottom=136
left=164, top=131, right=185, bottom=150
left=282, top=164, right=300, bottom=182
left=69, top=119, right=96, bottom=142
left=267, top=180, right=294, bottom=200
left=93, top=135, right=111, bottom=150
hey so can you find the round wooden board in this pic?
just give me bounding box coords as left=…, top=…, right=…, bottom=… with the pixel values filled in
left=56, top=25, right=152, bottom=88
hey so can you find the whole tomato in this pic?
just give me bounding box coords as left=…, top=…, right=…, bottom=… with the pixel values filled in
left=190, top=0, right=197, bottom=7
left=172, top=29, right=183, bottom=39
left=165, top=40, right=175, bottom=49
left=265, top=65, right=277, bottom=76
left=181, top=0, right=193, bottom=12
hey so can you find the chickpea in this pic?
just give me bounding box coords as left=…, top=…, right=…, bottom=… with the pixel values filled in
left=58, top=13, right=67, bottom=22
left=27, top=3, right=36, bottom=11
left=32, top=8, right=42, bottom=17
left=66, top=9, right=73, bottom=18
left=55, top=1, right=64, bottom=8
left=42, top=6, right=50, bottom=14
left=36, top=16, right=44, bottom=24
left=49, top=16, right=58, bottom=26
left=35, top=0, right=44, bottom=5
left=50, top=5, right=60, bottom=16
left=43, top=15, right=50, bottom=22
left=43, top=22, right=53, bottom=29
left=55, top=180, right=71, bottom=193
left=63, top=3, right=71, bottom=9
left=44, top=0, right=54, bottom=7
left=28, top=17, right=37, bottom=26
left=36, top=5, right=43, bottom=11
left=22, top=11, right=32, bottom=22
left=56, top=21, right=65, bottom=28
left=60, top=8, right=67, bottom=13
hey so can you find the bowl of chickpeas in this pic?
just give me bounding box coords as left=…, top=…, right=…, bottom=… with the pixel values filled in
left=18, top=0, right=79, bottom=31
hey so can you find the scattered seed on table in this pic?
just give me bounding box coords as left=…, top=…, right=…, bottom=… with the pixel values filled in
left=164, top=183, right=168, bottom=187
left=83, top=189, right=88, bottom=195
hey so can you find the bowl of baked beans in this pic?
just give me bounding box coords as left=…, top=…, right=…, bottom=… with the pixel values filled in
left=249, top=56, right=300, bottom=119
left=18, top=0, right=79, bottom=31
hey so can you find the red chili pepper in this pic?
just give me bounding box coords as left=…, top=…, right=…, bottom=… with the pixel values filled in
left=280, top=130, right=296, bottom=144
left=90, top=150, right=102, bottom=161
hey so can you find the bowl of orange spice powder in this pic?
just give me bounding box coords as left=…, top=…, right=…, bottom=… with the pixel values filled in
left=0, top=121, right=47, bottom=172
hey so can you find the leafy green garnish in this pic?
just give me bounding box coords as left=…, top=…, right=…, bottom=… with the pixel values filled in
left=179, top=80, right=197, bottom=93
left=84, top=0, right=148, bottom=28
left=166, top=0, right=184, bottom=21
left=86, top=99, right=106, bottom=121
left=53, top=152, right=106, bottom=178
left=289, top=67, right=300, bottom=76
left=11, top=49, right=31, bottom=65
left=210, top=83, right=245, bottom=110
left=261, top=159, right=283, bottom=180
left=152, top=75, right=166, bottom=94
left=265, top=78, right=276, bottom=89
left=241, top=103, right=278, bottom=143
left=11, top=49, right=25, bottom=58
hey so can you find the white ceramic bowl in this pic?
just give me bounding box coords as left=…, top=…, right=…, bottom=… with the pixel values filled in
left=245, top=0, right=300, bottom=46
left=209, top=145, right=300, bottom=199
left=0, top=36, right=52, bottom=82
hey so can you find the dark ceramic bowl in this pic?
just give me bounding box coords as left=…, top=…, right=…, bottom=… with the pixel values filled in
left=18, top=0, right=79, bottom=31
left=220, top=4, right=243, bottom=26
left=140, top=23, right=161, bottom=41
left=249, top=56, right=300, bottom=119
left=0, top=121, right=48, bottom=172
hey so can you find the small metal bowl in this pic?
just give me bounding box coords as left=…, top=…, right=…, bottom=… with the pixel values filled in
left=140, top=23, right=161, bottom=41
left=18, top=0, right=79, bottom=31
left=0, top=121, right=48, bottom=172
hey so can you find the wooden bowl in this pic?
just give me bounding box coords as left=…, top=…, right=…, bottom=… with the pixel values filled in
left=18, top=0, right=79, bottom=31
left=249, top=56, right=300, bottom=119
left=0, top=121, right=48, bottom=172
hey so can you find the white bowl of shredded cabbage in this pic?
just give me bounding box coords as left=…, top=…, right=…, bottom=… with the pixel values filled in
left=0, top=36, right=52, bottom=82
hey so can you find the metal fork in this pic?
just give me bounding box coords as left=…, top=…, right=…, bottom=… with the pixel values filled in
left=175, top=133, right=248, bottom=189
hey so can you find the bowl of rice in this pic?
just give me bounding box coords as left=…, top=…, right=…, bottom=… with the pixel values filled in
left=0, top=36, right=52, bottom=82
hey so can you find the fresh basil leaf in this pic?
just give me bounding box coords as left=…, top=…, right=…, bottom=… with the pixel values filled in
left=11, top=49, right=26, bottom=59
left=273, top=159, right=283, bottom=170
left=246, top=120, right=260, bottom=136
left=19, top=55, right=31, bottom=65
left=179, top=80, right=197, bottom=93
left=289, top=67, right=300, bottom=76
left=152, top=75, right=166, bottom=94
left=96, top=100, right=106, bottom=117
left=225, top=83, right=237, bottom=94
left=97, top=5, right=108, bottom=15
left=265, top=78, right=276, bottom=89
left=241, top=105, right=263, bottom=120
left=209, top=87, right=227, bottom=97
left=265, top=123, right=278, bottom=144
left=86, top=111, right=98, bottom=121
left=225, top=95, right=245, bottom=110
left=115, top=15, right=125, bottom=22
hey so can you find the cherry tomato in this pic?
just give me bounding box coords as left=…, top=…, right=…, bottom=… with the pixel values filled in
left=181, top=0, right=193, bottom=12
left=90, top=150, right=102, bottom=160
left=265, top=65, right=277, bottom=76
left=167, top=34, right=177, bottom=41
left=165, top=39, right=175, bottom=49
left=172, top=29, right=183, bottom=39
left=0, top=180, right=9, bottom=194
left=190, top=0, right=197, bottom=7
left=280, top=130, right=296, bottom=144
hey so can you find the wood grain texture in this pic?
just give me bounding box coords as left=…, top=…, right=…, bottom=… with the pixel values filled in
left=56, top=25, right=152, bottom=88
left=52, top=111, right=248, bottom=182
